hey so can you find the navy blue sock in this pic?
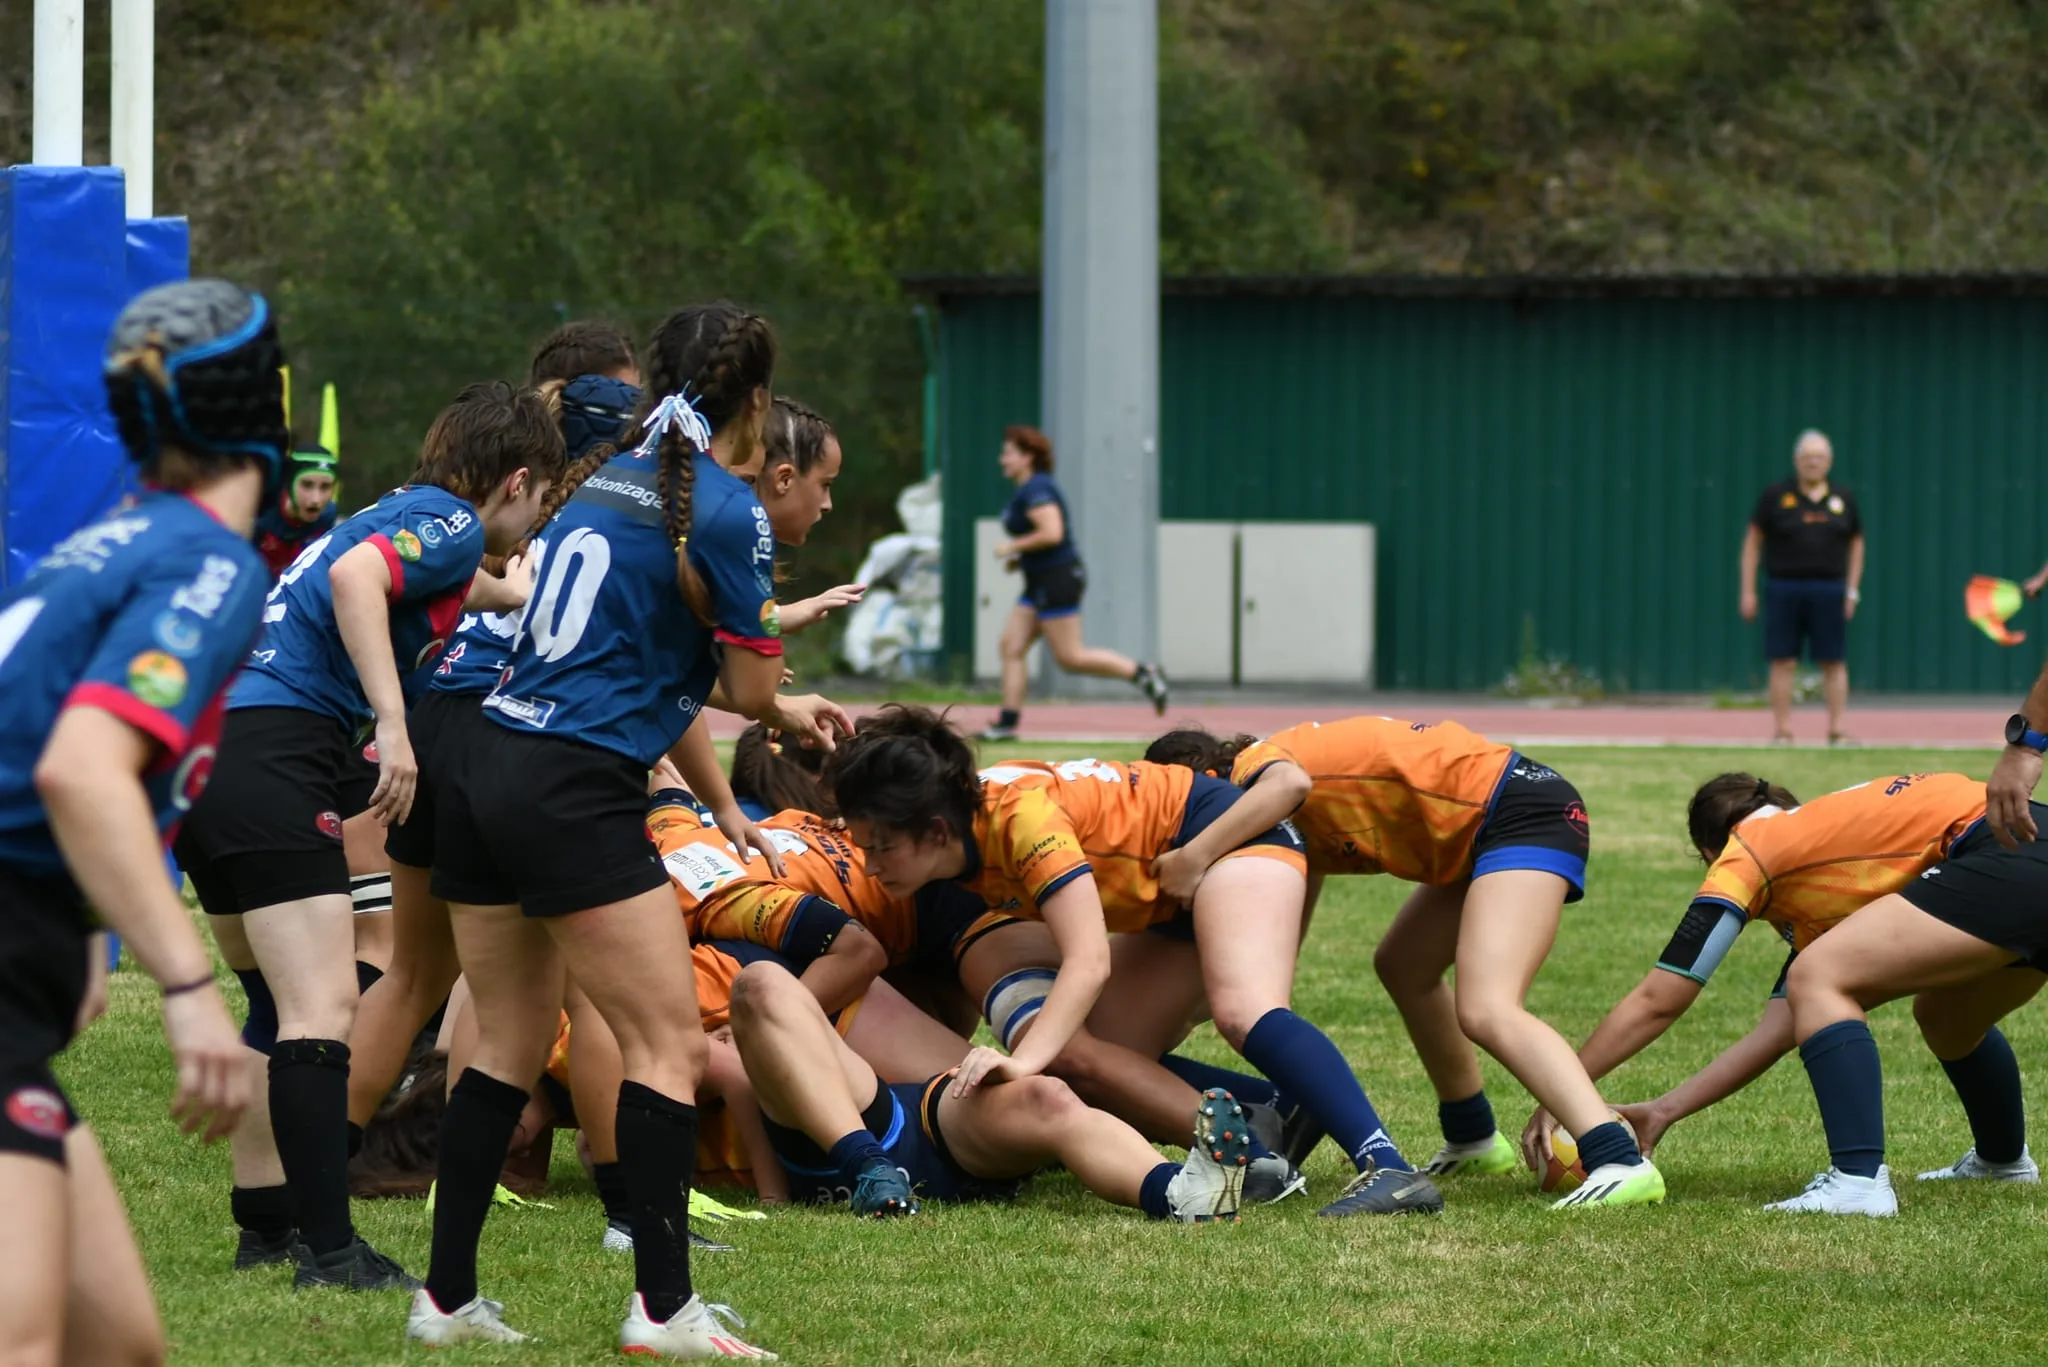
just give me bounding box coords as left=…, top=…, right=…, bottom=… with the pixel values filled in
left=1138, top=1161, right=1178, bottom=1220
left=1240, top=1008, right=1409, bottom=1173
left=1941, top=1028, right=2026, bottom=1164
left=1800, top=1019, right=1886, bottom=1178
left=1574, top=1120, right=1643, bottom=1173
left=1438, top=1090, right=1497, bottom=1145
left=828, top=1130, right=890, bottom=1186
left=1159, top=1054, right=1279, bottom=1108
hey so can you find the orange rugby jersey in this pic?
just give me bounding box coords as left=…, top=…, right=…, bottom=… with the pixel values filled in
left=1693, top=772, right=1987, bottom=953
left=1230, top=716, right=1515, bottom=883
left=964, top=759, right=1199, bottom=931
left=646, top=797, right=921, bottom=963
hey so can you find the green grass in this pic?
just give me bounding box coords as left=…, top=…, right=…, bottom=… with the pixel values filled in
left=66, top=744, right=2048, bottom=1364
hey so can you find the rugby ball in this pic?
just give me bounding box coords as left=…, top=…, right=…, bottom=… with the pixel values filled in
left=1541, top=1112, right=1636, bottom=1193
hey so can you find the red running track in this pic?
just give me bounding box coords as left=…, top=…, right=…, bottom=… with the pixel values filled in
left=703, top=697, right=2011, bottom=749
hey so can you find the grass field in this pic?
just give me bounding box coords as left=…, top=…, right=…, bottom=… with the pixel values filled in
left=65, top=743, right=2048, bottom=1365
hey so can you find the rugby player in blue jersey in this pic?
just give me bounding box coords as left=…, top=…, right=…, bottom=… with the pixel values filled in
left=174, top=382, right=564, bottom=1290
left=0, top=280, right=284, bottom=1364
left=409, top=302, right=847, bottom=1358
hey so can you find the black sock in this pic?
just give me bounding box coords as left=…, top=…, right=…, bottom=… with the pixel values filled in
left=1158, top=1053, right=1279, bottom=1107
left=1941, top=1027, right=2027, bottom=1165
left=594, top=1161, right=631, bottom=1226
left=1438, top=1090, right=1497, bottom=1145
left=425, top=1069, right=528, bottom=1314
left=617, top=1081, right=699, bottom=1323
left=230, top=1183, right=296, bottom=1241
left=346, top=1121, right=364, bottom=1160
left=268, top=1038, right=354, bottom=1256
left=355, top=959, right=385, bottom=993
left=1801, top=1020, right=1886, bottom=1178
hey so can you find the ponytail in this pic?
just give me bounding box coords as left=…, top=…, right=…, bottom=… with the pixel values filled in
left=1686, top=772, right=1801, bottom=862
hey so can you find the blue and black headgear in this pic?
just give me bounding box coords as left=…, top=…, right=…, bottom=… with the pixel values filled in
left=559, top=373, right=640, bottom=464
left=104, top=279, right=290, bottom=505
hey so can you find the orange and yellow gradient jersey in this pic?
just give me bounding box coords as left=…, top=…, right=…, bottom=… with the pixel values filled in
left=959, top=758, right=1298, bottom=931
left=1229, top=716, right=1516, bottom=883
left=645, top=793, right=921, bottom=964
left=1656, top=772, right=1987, bottom=984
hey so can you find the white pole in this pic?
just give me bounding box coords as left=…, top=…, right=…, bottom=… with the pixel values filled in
left=31, top=0, right=87, bottom=166
left=112, top=0, right=157, bottom=216
left=1041, top=0, right=1160, bottom=691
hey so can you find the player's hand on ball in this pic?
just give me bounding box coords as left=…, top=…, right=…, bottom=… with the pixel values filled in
left=1987, top=745, right=2043, bottom=848
left=1520, top=1105, right=1557, bottom=1172
left=1612, top=1101, right=1667, bottom=1158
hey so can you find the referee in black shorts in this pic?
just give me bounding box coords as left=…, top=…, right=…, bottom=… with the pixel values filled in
left=1739, top=429, right=1864, bottom=746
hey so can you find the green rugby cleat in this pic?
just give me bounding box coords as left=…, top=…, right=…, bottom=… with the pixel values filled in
left=1422, top=1131, right=1520, bottom=1177
left=1551, top=1159, right=1666, bottom=1210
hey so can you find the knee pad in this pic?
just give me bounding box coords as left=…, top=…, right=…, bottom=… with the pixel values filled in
left=235, top=967, right=279, bottom=1055
left=982, top=968, right=1057, bottom=1052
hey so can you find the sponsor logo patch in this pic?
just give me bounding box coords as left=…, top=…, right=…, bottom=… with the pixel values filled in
left=5, top=1087, right=68, bottom=1141
left=127, top=651, right=188, bottom=708
left=153, top=611, right=204, bottom=657
left=759, top=601, right=782, bottom=639
left=392, top=530, right=423, bottom=562
left=173, top=746, right=215, bottom=811
left=417, top=519, right=444, bottom=547
left=1564, top=801, right=1590, bottom=837
left=316, top=810, right=344, bottom=841
left=362, top=741, right=380, bottom=764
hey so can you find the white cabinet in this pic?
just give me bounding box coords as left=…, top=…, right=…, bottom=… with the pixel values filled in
left=972, top=518, right=1374, bottom=687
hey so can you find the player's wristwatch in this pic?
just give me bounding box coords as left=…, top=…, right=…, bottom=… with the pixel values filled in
left=2005, top=714, right=2048, bottom=753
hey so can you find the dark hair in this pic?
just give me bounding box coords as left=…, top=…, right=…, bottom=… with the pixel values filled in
left=347, top=1041, right=447, bottom=1200
left=764, top=397, right=835, bottom=475
left=1687, top=773, right=1801, bottom=862
left=516, top=380, right=615, bottom=555
left=1144, top=727, right=1257, bottom=778
left=1005, top=424, right=1053, bottom=474
left=411, top=381, right=567, bottom=505
left=731, top=723, right=831, bottom=817
left=633, top=302, right=778, bottom=619
left=527, top=319, right=636, bottom=386
left=821, top=705, right=981, bottom=842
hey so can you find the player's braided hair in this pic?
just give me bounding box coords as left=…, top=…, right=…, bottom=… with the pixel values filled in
left=1686, top=773, right=1801, bottom=863
left=411, top=381, right=566, bottom=507
left=822, top=705, right=981, bottom=843
left=527, top=318, right=636, bottom=386
left=763, top=396, right=835, bottom=476
left=1143, top=727, right=1257, bottom=778
left=632, top=304, right=777, bottom=620
left=731, top=722, right=831, bottom=818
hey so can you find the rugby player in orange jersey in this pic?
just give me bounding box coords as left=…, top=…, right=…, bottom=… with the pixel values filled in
left=1539, top=772, right=2041, bottom=1206
left=1146, top=715, right=1662, bottom=1211
left=1547, top=771, right=2045, bottom=1215
left=825, top=706, right=1443, bottom=1218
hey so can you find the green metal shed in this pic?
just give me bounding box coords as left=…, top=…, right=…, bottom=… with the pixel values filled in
left=916, top=274, right=2048, bottom=695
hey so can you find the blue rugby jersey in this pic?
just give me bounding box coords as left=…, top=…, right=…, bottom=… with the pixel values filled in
left=231, top=486, right=484, bottom=725
left=429, top=609, right=522, bottom=696
left=482, top=450, right=781, bottom=763
left=1000, top=472, right=1076, bottom=572
left=0, top=493, right=269, bottom=875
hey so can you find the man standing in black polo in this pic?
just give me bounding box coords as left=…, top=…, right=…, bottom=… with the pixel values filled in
left=1739, top=429, right=1865, bottom=745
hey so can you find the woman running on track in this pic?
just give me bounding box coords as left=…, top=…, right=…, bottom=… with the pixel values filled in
left=980, top=425, right=1167, bottom=741
left=0, top=279, right=280, bottom=1363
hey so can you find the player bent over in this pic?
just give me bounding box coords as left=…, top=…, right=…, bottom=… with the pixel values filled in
left=0, top=280, right=282, bottom=1364
left=728, top=960, right=1251, bottom=1221
left=1149, top=717, right=1662, bottom=1211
